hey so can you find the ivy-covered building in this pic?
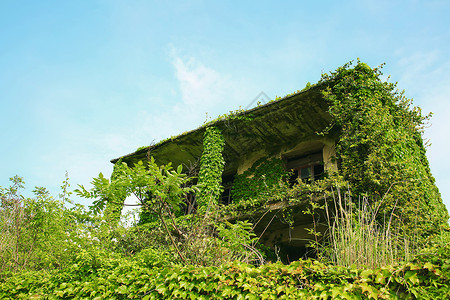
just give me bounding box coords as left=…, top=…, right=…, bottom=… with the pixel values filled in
left=112, top=85, right=338, bottom=258
left=111, top=62, right=448, bottom=260
left=112, top=84, right=337, bottom=202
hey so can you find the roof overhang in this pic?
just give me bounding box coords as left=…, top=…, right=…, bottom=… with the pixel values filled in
left=111, top=84, right=333, bottom=175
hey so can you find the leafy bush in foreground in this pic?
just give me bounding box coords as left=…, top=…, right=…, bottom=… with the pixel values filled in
left=1, top=240, right=449, bottom=299
left=0, top=175, right=99, bottom=274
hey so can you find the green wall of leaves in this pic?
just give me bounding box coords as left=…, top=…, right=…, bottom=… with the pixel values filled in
left=231, top=157, right=288, bottom=204
left=319, top=60, right=449, bottom=237
left=196, top=126, right=225, bottom=208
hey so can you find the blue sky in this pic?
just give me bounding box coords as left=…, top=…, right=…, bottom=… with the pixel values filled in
left=1, top=0, right=450, bottom=214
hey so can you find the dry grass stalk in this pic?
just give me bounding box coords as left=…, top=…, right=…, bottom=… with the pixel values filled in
left=323, top=187, right=412, bottom=268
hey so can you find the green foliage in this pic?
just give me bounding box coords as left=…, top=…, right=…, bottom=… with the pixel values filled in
left=196, top=126, right=225, bottom=208
left=2, top=246, right=449, bottom=299
left=76, top=158, right=197, bottom=263
left=2, top=60, right=450, bottom=299
left=203, top=107, right=254, bottom=128
left=76, top=158, right=196, bottom=220
left=216, top=220, right=263, bottom=265
left=76, top=154, right=265, bottom=267
left=167, top=213, right=265, bottom=266
left=106, top=220, right=167, bottom=258
left=101, top=161, right=129, bottom=229
left=319, top=60, right=449, bottom=237
left=320, top=187, right=415, bottom=268
left=132, top=108, right=253, bottom=155
left=218, top=165, right=344, bottom=224
left=136, top=145, right=148, bottom=151
left=0, top=175, right=100, bottom=274
left=77, top=158, right=194, bottom=214
left=231, top=157, right=288, bottom=204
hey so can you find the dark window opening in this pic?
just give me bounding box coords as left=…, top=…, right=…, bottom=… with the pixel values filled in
left=276, top=244, right=317, bottom=264
left=220, top=173, right=235, bottom=205
left=220, top=186, right=233, bottom=205
left=286, top=151, right=324, bottom=185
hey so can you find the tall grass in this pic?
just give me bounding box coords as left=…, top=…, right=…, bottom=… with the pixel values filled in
left=321, top=187, right=413, bottom=269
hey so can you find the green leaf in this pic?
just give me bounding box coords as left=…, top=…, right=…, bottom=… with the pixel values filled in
left=423, top=262, right=435, bottom=271
left=404, top=271, right=420, bottom=285
left=116, top=285, right=128, bottom=294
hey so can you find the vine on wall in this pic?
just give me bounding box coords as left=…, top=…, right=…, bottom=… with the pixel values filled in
left=231, top=157, right=289, bottom=204
left=319, top=60, right=449, bottom=237
left=196, top=126, right=225, bottom=208
left=103, top=60, right=448, bottom=239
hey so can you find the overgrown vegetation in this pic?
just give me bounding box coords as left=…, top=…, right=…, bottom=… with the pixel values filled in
left=1, top=235, right=449, bottom=298
left=0, top=174, right=96, bottom=274
left=231, top=157, right=288, bottom=204
left=322, top=187, right=414, bottom=269
left=320, top=61, right=448, bottom=238
left=1, top=61, right=449, bottom=298
left=196, top=126, right=225, bottom=208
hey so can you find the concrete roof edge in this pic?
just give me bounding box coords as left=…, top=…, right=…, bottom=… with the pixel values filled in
left=110, top=83, right=326, bottom=164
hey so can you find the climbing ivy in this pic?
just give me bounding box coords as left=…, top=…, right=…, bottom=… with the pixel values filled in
left=319, top=60, right=449, bottom=237
left=196, top=126, right=225, bottom=208
left=231, top=157, right=289, bottom=204
left=128, top=60, right=448, bottom=241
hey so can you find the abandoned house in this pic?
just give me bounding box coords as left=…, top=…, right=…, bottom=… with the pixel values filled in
left=111, top=83, right=338, bottom=261
left=110, top=63, right=448, bottom=261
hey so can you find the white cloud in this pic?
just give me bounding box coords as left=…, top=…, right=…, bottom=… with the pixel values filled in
left=172, top=55, right=237, bottom=109
left=90, top=48, right=257, bottom=156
